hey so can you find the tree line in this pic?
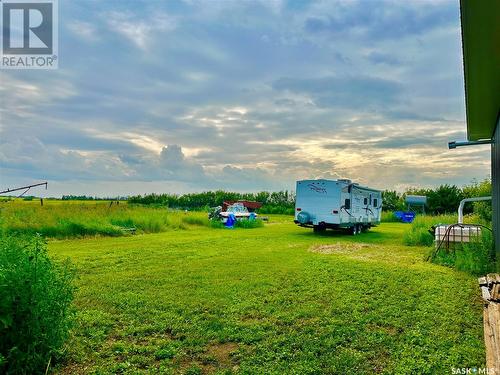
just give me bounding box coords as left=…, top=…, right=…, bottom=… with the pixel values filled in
left=382, top=179, right=491, bottom=220
left=128, top=190, right=296, bottom=214
left=128, top=179, right=492, bottom=219
left=61, top=195, right=128, bottom=201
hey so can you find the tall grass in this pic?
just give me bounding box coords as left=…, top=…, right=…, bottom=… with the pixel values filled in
left=0, top=201, right=208, bottom=239
left=0, top=234, right=75, bottom=373
left=401, top=213, right=494, bottom=275
left=209, top=218, right=265, bottom=229
left=381, top=211, right=399, bottom=222
left=430, top=230, right=494, bottom=276
left=402, top=214, right=482, bottom=247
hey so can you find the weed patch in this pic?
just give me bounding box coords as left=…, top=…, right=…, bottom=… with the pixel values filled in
left=0, top=235, right=75, bottom=374
left=430, top=230, right=495, bottom=275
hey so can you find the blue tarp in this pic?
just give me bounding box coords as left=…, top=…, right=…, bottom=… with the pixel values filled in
left=394, top=211, right=416, bottom=223
left=225, top=213, right=236, bottom=228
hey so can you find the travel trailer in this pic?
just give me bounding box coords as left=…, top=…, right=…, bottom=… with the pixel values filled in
left=294, top=179, right=382, bottom=234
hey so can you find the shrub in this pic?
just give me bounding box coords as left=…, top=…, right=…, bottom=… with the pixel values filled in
left=0, top=234, right=75, bottom=374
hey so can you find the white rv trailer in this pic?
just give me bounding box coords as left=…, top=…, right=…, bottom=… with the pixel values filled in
left=294, top=179, right=382, bottom=234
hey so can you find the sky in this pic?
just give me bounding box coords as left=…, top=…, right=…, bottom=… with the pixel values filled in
left=0, top=0, right=492, bottom=197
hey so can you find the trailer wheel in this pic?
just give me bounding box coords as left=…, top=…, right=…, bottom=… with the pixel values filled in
left=313, top=224, right=326, bottom=233
left=351, top=225, right=358, bottom=235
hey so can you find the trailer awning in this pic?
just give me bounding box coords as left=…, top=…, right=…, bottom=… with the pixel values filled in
left=460, top=0, right=500, bottom=141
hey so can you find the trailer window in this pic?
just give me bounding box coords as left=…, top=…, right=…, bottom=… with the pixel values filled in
left=373, top=198, right=378, bottom=207
left=344, top=199, right=351, bottom=209
left=363, top=197, right=367, bottom=205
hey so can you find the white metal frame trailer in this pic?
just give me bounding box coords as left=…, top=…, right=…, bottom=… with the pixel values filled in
left=294, top=179, right=382, bottom=234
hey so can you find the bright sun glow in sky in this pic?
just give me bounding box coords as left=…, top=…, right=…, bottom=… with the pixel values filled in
left=0, top=0, right=491, bottom=197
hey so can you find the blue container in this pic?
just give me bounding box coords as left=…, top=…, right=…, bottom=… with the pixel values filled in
left=394, top=211, right=416, bottom=223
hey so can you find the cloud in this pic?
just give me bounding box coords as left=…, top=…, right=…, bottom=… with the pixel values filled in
left=157, top=144, right=205, bottom=181
left=366, top=51, right=401, bottom=66
left=0, top=0, right=487, bottom=196
left=105, top=10, right=175, bottom=50
left=0, top=137, right=131, bottom=181
left=272, top=75, right=403, bottom=108
left=303, top=1, right=457, bottom=40
left=66, top=20, right=98, bottom=42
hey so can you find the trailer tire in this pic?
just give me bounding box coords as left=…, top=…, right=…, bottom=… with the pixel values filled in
left=351, top=225, right=358, bottom=235
left=313, top=224, right=326, bottom=233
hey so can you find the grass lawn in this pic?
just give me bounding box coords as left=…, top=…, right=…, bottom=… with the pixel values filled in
left=49, top=216, right=485, bottom=374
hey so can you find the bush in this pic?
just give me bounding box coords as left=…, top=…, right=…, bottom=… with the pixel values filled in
left=0, top=234, right=75, bottom=374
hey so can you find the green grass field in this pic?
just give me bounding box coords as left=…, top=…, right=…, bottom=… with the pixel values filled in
left=0, top=200, right=209, bottom=238
left=47, top=215, right=485, bottom=374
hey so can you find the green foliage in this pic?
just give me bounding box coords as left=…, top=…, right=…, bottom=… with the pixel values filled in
left=402, top=215, right=458, bottom=247
left=209, top=218, right=264, bottom=229
left=381, top=191, right=404, bottom=211
left=128, top=190, right=295, bottom=214
left=209, top=219, right=226, bottom=229
left=402, top=221, right=434, bottom=247
left=403, top=212, right=494, bottom=275
left=181, top=215, right=209, bottom=227
left=62, top=195, right=127, bottom=201
left=234, top=219, right=264, bottom=228
left=431, top=230, right=495, bottom=276
left=462, top=179, right=492, bottom=221
left=382, top=179, right=492, bottom=219
left=0, top=234, right=75, bottom=374
left=0, top=201, right=208, bottom=239
left=425, top=185, right=464, bottom=215
left=258, top=205, right=295, bottom=215
left=381, top=211, right=399, bottom=222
